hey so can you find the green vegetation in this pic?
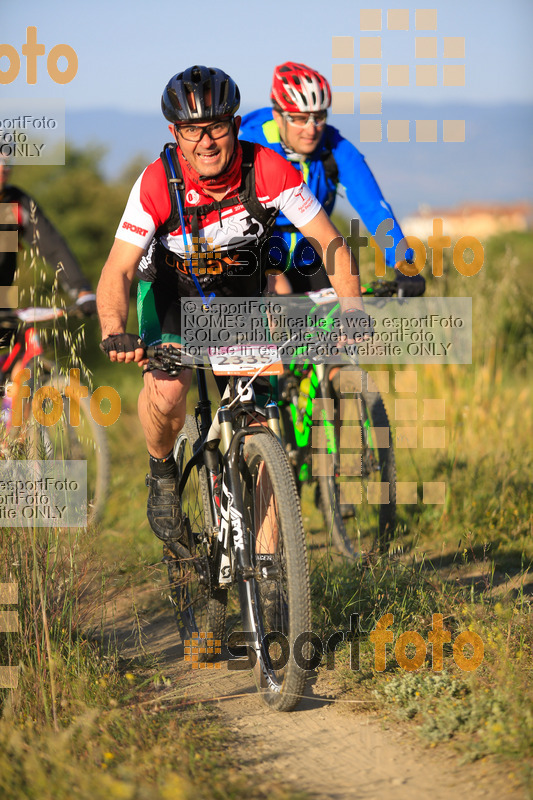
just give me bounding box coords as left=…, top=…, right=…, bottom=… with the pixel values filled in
left=1, top=150, right=531, bottom=796
left=1, top=149, right=304, bottom=799
left=312, top=224, right=533, bottom=791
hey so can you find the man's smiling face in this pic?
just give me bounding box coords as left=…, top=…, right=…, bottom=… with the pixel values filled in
left=171, top=117, right=240, bottom=177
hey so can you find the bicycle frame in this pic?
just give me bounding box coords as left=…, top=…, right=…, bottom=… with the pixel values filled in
left=278, top=281, right=396, bottom=487
left=174, top=367, right=283, bottom=588
left=0, top=322, right=48, bottom=432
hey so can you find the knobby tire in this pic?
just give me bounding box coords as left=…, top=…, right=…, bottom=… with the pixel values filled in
left=239, top=431, right=311, bottom=711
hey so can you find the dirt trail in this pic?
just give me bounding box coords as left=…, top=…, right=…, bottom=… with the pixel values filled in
left=107, top=589, right=526, bottom=800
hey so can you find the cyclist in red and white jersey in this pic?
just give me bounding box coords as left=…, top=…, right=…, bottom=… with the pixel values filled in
left=97, top=65, right=370, bottom=543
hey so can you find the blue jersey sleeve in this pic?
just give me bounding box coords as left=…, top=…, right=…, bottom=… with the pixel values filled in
left=239, top=111, right=413, bottom=269
left=330, top=129, right=410, bottom=267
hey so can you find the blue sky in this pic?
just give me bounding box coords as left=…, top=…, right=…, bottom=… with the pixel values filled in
left=2, top=0, right=533, bottom=112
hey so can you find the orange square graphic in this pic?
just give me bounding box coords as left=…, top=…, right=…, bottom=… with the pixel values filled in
left=443, top=120, right=465, bottom=143
left=396, top=426, right=417, bottom=448
left=394, top=370, right=417, bottom=393
left=366, top=371, right=389, bottom=393
left=372, top=427, right=391, bottom=448
left=387, top=120, right=410, bottom=142
left=340, top=426, right=363, bottom=449
left=387, top=9, right=409, bottom=30
left=423, top=398, right=445, bottom=420
left=443, top=37, right=465, bottom=58
left=332, top=36, right=354, bottom=58
left=396, top=482, right=418, bottom=504
left=0, top=232, right=18, bottom=252
left=367, top=482, right=389, bottom=504
left=0, top=667, right=19, bottom=689
left=415, top=9, right=437, bottom=30
left=0, top=203, right=17, bottom=225
left=416, top=65, right=438, bottom=87
left=340, top=371, right=362, bottom=393
left=416, top=120, right=438, bottom=142
left=312, top=426, right=328, bottom=449
left=312, top=398, right=334, bottom=420
left=395, top=399, right=417, bottom=420
left=184, top=634, right=222, bottom=669
left=0, top=611, right=18, bottom=633
left=340, top=482, right=362, bottom=505
left=341, top=398, right=362, bottom=420
left=360, top=9, right=382, bottom=31
left=312, top=453, right=334, bottom=477
left=423, top=427, right=446, bottom=448
left=360, top=92, right=382, bottom=115
left=0, top=583, right=18, bottom=604
left=423, top=482, right=446, bottom=504
left=340, top=454, right=362, bottom=476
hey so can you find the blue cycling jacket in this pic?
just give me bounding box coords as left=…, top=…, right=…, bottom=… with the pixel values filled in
left=239, top=107, right=411, bottom=270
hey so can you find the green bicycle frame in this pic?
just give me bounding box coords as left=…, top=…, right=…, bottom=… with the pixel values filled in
left=280, top=281, right=382, bottom=483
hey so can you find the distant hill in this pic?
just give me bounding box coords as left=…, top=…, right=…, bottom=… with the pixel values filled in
left=66, top=103, right=533, bottom=218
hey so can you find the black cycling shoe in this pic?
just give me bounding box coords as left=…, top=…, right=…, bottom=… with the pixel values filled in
left=145, top=473, right=184, bottom=543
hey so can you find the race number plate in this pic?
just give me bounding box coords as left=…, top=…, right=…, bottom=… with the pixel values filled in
left=306, top=287, right=338, bottom=305
left=208, top=345, right=284, bottom=376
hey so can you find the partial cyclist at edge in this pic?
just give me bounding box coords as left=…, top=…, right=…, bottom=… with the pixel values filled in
left=239, top=61, right=425, bottom=297
left=0, top=153, right=97, bottom=321
left=96, top=64, right=373, bottom=545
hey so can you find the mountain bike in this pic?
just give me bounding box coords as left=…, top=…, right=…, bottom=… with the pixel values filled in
left=0, top=307, right=110, bottom=524
left=277, top=280, right=398, bottom=558
left=145, top=344, right=311, bottom=711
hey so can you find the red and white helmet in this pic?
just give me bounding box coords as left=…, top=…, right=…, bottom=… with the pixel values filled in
left=271, top=62, right=332, bottom=113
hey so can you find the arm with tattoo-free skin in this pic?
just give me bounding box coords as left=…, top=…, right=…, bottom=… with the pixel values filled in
left=96, top=238, right=146, bottom=363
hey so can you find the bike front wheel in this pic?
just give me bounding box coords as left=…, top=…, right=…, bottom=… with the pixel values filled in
left=239, top=431, right=311, bottom=711
left=170, top=415, right=227, bottom=650
left=317, top=367, right=397, bottom=557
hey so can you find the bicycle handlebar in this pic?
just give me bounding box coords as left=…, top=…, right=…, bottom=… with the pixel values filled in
left=145, top=345, right=189, bottom=375
left=361, top=279, right=399, bottom=297
left=142, top=279, right=403, bottom=375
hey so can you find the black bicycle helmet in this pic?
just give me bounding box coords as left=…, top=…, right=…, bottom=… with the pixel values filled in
left=161, top=66, right=240, bottom=122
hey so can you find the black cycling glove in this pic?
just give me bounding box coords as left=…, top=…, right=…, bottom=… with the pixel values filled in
left=100, top=333, right=144, bottom=357
left=340, top=308, right=375, bottom=340
left=395, top=272, right=426, bottom=297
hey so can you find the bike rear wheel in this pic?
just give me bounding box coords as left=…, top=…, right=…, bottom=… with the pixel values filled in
left=239, top=431, right=311, bottom=711
left=317, top=367, right=396, bottom=557
left=170, top=415, right=227, bottom=650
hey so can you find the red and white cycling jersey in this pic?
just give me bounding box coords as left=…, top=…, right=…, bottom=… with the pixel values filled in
left=115, top=143, right=321, bottom=257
